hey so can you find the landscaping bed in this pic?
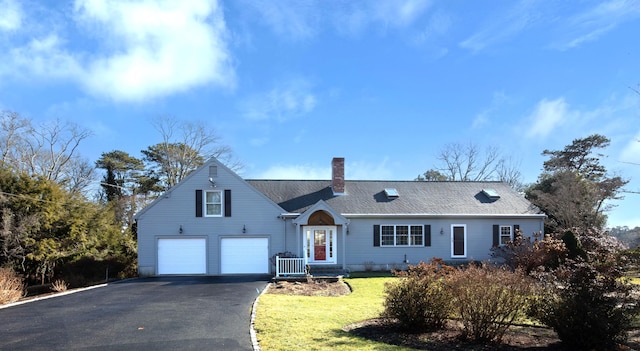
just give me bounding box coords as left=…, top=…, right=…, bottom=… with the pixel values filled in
left=267, top=278, right=351, bottom=296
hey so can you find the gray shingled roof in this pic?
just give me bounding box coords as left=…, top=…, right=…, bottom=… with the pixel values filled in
left=245, top=180, right=543, bottom=216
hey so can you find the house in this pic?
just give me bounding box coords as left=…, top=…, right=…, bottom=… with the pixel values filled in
left=135, top=157, right=545, bottom=276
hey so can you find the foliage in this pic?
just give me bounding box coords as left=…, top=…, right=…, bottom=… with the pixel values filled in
left=528, top=261, right=639, bottom=350
left=447, top=263, right=535, bottom=342
left=560, top=230, right=587, bottom=261
left=0, top=267, right=24, bottom=304
left=526, top=134, right=628, bottom=232
left=95, top=150, right=145, bottom=202
left=491, top=230, right=567, bottom=273
left=382, top=259, right=455, bottom=331
left=610, top=226, right=640, bottom=248
left=0, top=166, right=137, bottom=285
left=527, top=226, right=639, bottom=349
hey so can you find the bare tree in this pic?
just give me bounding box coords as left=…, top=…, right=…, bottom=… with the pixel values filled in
left=0, top=111, right=95, bottom=193
left=419, top=142, right=523, bottom=189
left=0, top=111, right=31, bottom=167
left=143, top=116, right=242, bottom=190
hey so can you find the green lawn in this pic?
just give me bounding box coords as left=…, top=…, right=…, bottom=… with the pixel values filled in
left=253, top=277, right=415, bottom=351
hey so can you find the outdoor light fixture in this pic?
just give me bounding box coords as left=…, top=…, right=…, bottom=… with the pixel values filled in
left=440, top=227, right=444, bottom=235
left=179, top=225, right=183, bottom=234
left=242, top=225, right=246, bottom=234
left=209, top=177, right=216, bottom=187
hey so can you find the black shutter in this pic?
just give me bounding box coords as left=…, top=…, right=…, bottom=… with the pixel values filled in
left=492, top=224, right=499, bottom=247
left=424, top=225, right=431, bottom=247
left=513, top=224, right=520, bottom=239
left=373, top=225, right=380, bottom=247
left=195, top=190, right=203, bottom=217
left=224, top=189, right=231, bottom=217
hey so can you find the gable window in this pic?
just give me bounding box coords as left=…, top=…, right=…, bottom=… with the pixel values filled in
left=205, top=190, right=222, bottom=217
left=500, top=225, right=512, bottom=245
left=380, top=225, right=423, bottom=246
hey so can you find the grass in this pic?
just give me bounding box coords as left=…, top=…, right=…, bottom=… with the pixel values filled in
left=254, top=276, right=415, bottom=351
left=627, top=277, right=640, bottom=285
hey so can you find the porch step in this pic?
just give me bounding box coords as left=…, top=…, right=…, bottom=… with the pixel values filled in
left=307, top=265, right=348, bottom=277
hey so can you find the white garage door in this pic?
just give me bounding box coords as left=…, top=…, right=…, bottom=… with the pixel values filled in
left=157, top=238, right=207, bottom=275
left=221, top=238, right=269, bottom=274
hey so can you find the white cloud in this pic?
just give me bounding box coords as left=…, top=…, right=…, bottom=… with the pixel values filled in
left=472, top=91, right=508, bottom=129
left=460, top=0, right=541, bottom=53
left=523, top=94, right=636, bottom=140
left=74, top=0, right=235, bottom=101
left=9, top=34, right=82, bottom=78
left=371, top=0, right=432, bottom=28
left=3, top=0, right=234, bottom=102
left=525, top=98, right=574, bottom=139
left=240, top=79, right=317, bottom=122
left=239, top=0, right=319, bottom=40
left=620, top=131, right=640, bottom=164
left=241, top=0, right=432, bottom=39
left=553, top=0, right=640, bottom=50
left=0, top=0, right=22, bottom=31
left=413, top=10, right=451, bottom=44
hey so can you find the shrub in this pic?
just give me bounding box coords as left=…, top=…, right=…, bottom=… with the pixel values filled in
left=50, top=279, right=68, bottom=292
left=447, top=263, right=535, bottom=343
left=0, top=267, right=25, bottom=304
left=491, top=230, right=567, bottom=273
left=382, top=259, right=454, bottom=332
left=529, top=261, right=639, bottom=349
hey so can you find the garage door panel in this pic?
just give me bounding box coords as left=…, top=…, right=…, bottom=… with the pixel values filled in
left=221, top=238, right=268, bottom=274
left=158, top=238, right=207, bottom=275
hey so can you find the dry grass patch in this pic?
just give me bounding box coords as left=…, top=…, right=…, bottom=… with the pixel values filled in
left=0, top=267, right=25, bottom=304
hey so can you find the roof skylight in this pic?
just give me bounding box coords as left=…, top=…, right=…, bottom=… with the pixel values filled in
left=384, top=188, right=399, bottom=198
left=482, top=189, right=500, bottom=199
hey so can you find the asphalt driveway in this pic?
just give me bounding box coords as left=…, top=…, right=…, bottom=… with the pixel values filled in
left=0, top=275, right=270, bottom=351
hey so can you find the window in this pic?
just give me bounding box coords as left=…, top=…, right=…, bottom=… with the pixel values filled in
left=500, top=225, right=512, bottom=245
left=380, top=225, right=424, bottom=246
left=411, top=226, right=423, bottom=245
left=205, top=190, right=222, bottom=216
left=381, top=225, right=395, bottom=246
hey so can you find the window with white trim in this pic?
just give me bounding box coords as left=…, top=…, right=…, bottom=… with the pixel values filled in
left=380, top=225, right=424, bottom=246
left=500, top=225, right=512, bottom=245
left=205, top=190, right=222, bottom=217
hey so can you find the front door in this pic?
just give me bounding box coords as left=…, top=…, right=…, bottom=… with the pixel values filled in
left=451, top=224, right=466, bottom=258
left=305, top=226, right=336, bottom=264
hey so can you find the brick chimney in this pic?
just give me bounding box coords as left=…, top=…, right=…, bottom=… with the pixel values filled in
left=331, top=157, right=345, bottom=195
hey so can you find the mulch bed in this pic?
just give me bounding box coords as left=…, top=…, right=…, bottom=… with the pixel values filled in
left=267, top=279, right=352, bottom=296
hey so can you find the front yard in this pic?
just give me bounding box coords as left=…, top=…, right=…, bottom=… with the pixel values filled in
left=254, top=275, right=640, bottom=350
left=253, top=276, right=412, bottom=351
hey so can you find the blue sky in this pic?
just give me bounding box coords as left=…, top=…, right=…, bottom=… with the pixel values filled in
left=1, top=0, right=639, bottom=228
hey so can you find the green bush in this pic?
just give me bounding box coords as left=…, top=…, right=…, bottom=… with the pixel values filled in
left=447, top=263, right=535, bottom=342
left=529, top=262, right=639, bottom=349
left=382, top=259, right=454, bottom=332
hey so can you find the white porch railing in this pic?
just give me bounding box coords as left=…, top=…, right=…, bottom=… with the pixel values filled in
left=275, top=256, right=307, bottom=277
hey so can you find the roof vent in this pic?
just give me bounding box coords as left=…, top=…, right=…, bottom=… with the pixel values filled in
left=482, top=189, right=500, bottom=200
left=384, top=188, right=399, bottom=198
